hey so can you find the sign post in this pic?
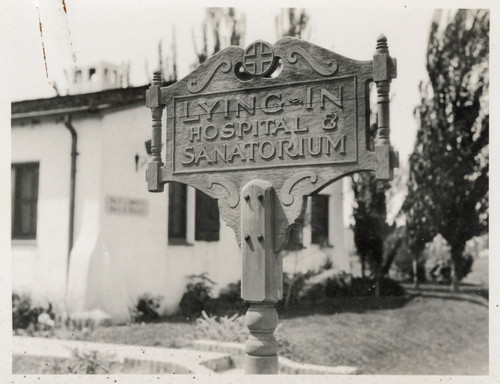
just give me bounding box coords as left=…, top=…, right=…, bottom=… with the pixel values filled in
left=146, top=36, right=397, bottom=375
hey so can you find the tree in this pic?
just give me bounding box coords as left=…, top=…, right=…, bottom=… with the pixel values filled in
left=406, top=10, right=489, bottom=291
left=402, top=145, right=438, bottom=287
left=275, top=9, right=310, bottom=40
left=192, top=8, right=245, bottom=66
left=351, top=124, right=391, bottom=296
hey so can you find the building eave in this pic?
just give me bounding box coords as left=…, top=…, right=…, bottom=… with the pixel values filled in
left=11, top=82, right=174, bottom=122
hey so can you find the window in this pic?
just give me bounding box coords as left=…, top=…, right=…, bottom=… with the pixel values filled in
left=311, top=194, right=329, bottom=246
left=195, top=190, right=220, bottom=241
left=168, top=182, right=187, bottom=244
left=168, top=182, right=220, bottom=244
left=12, top=163, right=39, bottom=240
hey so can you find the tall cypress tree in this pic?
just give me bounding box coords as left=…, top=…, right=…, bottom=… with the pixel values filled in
left=405, top=10, right=489, bottom=290
left=351, top=123, right=391, bottom=296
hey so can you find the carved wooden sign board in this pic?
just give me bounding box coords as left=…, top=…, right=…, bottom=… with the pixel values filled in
left=147, top=36, right=397, bottom=374
left=147, top=36, right=397, bottom=252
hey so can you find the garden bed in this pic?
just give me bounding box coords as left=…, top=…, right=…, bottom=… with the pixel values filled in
left=13, top=294, right=488, bottom=375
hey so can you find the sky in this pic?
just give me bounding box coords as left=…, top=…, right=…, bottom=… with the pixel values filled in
left=4, top=1, right=434, bottom=167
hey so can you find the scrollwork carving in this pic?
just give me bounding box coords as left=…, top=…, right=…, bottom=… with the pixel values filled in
left=280, top=171, right=318, bottom=206
left=287, top=47, right=338, bottom=76
left=207, top=176, right=239, bottom=208
left=187, top=58, right=232, bottom=93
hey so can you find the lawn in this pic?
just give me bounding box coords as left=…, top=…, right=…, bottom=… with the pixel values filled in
left=276, top=295, right=488, bottom=374
left=15, top=293, right=488, bottom=375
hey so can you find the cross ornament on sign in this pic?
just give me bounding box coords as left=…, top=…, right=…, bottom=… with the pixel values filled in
left=243, top=40, right=275, bottom=76
left=146, top=36, right=398, bottom=374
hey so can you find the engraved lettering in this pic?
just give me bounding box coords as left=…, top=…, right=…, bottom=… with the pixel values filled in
left=261, top=119, right=274, bottom=135
left=204, top=125, right=218, bottom=140
left=308, top=137, right=322, bottom=156
left=259, top=141, right=276, bottom=160
left=272, top=117, right=291, bottom=135
left=189, top=125, right=202, bottom=142
left=325, top=135, right=346, bottom=155
left=245, top=141, right=259, bottom=160
left=238, top=122, right=253, bottom=138
left=224, top=99, right=230, bottom=119
left=184, top=101, right=200, bottom=123
left=261, top=93, right=284, bottom=114
left=228, top=143, right=247, bottom=162
left=293, top=117, right=309, bottom=133
left=277, top=139, right=288, bottom=159
left=195, top=146, right=213, bottom=164
left=322, top=112, right=338, bottom=130
left=321, top=87, right=343, bottom=109
left=221, top=123, right=235, bottom=139
left=182, top=147, right=195, bottom=164
left=236, top=96, right=256, bottom=117
left=199, top=100, right=220, bottom=121
left=297, top=137, right=305, bottom=157
left=214, top=145, right=227, bottom=163
left=173, top=76, right=357, bottom=173
left=284, top=140, right=300, bottom=158
left=306, top=87, right=313, bottom=110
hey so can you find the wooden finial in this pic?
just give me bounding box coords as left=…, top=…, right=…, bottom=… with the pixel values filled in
left=152, top=69, right=163, bottom=86
left=373, top=33, right=397, bottom=180
left=376, top=34, right=388, bottom=52
left=145, top=69, right=165, bottom=192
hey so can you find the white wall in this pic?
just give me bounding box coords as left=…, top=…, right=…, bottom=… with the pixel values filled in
left=11, top=119, right=72, bottom=310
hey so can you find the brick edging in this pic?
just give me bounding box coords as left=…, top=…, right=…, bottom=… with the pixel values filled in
left=191, top=339, right=358, bottom=375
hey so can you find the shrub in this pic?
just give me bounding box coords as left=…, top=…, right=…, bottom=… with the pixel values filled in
left=217, top=281, right=241, bottom=304
left=320, top=257, right=333, bottom=271
left=179, top=273, right=216, bottom=320
left=280, top=270, right=315, bottom=311
left=425, top=235, right=475, bottom=284
left=428, top=252, right=474, bottom=285
left=66, top=349, right=115, bottom=374
left=206, top=280, right=246, bottom=316
left=192, top=310, right=248, bottom=343
left=12, top=293, right=52, bottom=332
left=130, top=293, right=163, bottom=323
left=302, top=274, right=405, bottom=302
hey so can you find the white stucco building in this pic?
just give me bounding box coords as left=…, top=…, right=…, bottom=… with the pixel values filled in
left=11, top=64, right=350, bottom=322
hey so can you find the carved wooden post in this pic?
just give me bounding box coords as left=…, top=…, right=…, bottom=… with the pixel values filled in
left=241, top=179, right=282, bottom=374
left=146, top=70, right=164, bottom=192
left=373, top=34, right=398, bottom=180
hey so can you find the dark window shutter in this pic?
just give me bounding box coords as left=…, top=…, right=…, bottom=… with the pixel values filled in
left=12, top=163, right=39, bottom=240
left=195, top=190, right=220, bottom=242
left=311, top=194, right=329, bottom=246
left=168, top=182, right=187, bottom=243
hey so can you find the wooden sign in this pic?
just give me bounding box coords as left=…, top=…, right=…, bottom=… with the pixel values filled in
left=147, top=36, right=397, bottom=251
left=146, top=35, right=397, bottom=375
